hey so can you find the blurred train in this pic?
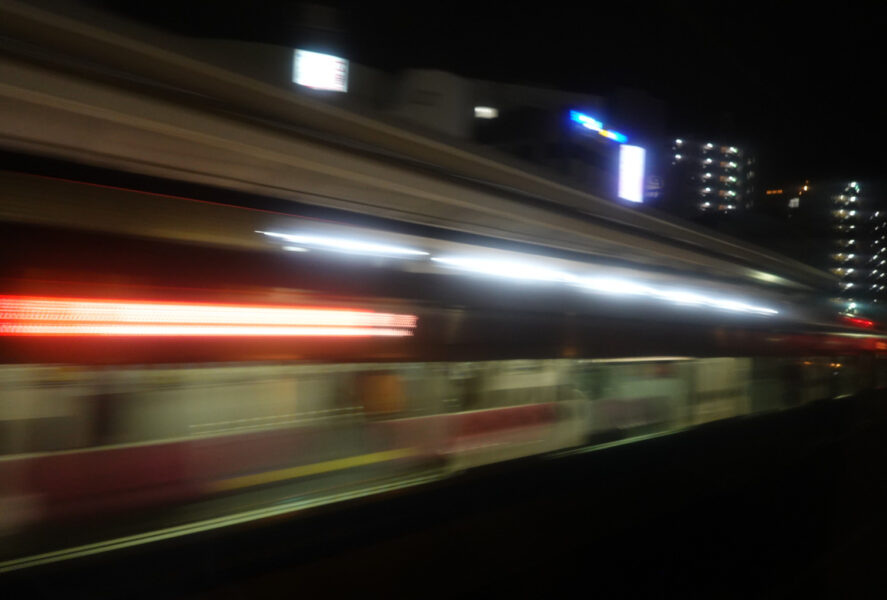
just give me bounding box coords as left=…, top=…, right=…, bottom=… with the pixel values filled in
left=2, top=166, right=886, bottom=554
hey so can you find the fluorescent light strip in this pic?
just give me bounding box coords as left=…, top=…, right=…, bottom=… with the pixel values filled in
left=580, top=278, right=776, bottom=315
left=430, top=256, right=576, bottom=283
left=259, top=231, right=428, bottom=257
left=580, top=277, right=654, bottom=296
left=433, top=257, right=777, bottom=315
left=259, top=229, right=778, bottom=316
left=0, top=296, right=417, bottom=337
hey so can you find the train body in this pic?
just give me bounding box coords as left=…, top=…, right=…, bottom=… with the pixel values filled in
left=1, top=167, right=883, bottom=559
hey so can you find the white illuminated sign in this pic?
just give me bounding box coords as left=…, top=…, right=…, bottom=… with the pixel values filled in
left=474, top=106, right=499, bottom=119
left=294, top=49, right=348, bottom=92
left=618, top=145, right=646, bottom=203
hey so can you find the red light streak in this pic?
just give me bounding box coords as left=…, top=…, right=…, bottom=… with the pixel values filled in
left=0, top=296, right=417, bottom=337
left=841, top=315, right=875, bottom=329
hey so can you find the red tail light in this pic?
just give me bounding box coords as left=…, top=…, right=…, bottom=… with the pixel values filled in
left=841, top=315, right=875, bottom=329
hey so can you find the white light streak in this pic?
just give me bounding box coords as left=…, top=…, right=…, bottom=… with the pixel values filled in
left=431, top=256, right=575, bottom=283
left=259, top=231, right=429, bottom=257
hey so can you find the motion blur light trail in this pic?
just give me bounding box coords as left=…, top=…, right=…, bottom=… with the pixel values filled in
left=0, top=296, right=417, bottom=336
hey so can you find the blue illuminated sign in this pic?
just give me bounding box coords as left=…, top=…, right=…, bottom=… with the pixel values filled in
left=570, top=110, right=602, bottom=131
left=569, top=109, right=628, bottom=143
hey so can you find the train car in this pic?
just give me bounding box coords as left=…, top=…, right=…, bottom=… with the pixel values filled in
left=2, top=166, right=886, bottom=561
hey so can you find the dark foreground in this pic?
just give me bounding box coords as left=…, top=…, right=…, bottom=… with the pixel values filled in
left=8, top=392, right=887, bottom=598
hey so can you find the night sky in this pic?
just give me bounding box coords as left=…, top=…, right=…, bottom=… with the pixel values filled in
left=88, top=1, right=883, bottom=187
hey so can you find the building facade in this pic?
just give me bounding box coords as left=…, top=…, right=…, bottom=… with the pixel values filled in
left=819, top=180, right=884, bottom=315
left=661, top=138, right=755, bottom=218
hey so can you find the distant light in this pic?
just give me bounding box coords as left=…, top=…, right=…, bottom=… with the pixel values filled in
left=703, top=187, right=712, bottom=192
left=789, top=197, right=800, bottom=208
left=618, top=145, right=646, bottom=203
left=675, top=138, right=683, bottom=144
left=702, top=201, right=711, bottom=207
left=474, top=106, right=499, bottom=119
left=704, top=142, right=714, bottom=149
left=851, top=181, right=858, bottom=187
left=675, top=153, right=683, bottom=159
left=728, top=146, right=738, bottom=153
left=283, top=246, right=308, bottom=252
left=803, top=185, right=809, bottom=191
left=293, top=49, right=348, bottom=92
left=259, top=231, right=428, bottom=257
left=704, top=158, right=713, bottom=164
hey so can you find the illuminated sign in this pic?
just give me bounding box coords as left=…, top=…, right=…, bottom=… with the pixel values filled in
left=293, top=49, right=348, bottom=92
left=766, top=189, right=784, bottom=195
left=618, top=145, right=645, bottom=203
left=569, top=110, right=628, bottom=143
left=474, top=106, right=498, bottom=119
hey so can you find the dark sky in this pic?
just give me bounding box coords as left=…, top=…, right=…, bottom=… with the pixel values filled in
left=89, top=1, right=883, bottom=186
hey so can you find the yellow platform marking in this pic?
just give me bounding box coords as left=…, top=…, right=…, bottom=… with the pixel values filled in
left=210, top=448, right=417, bottom=492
